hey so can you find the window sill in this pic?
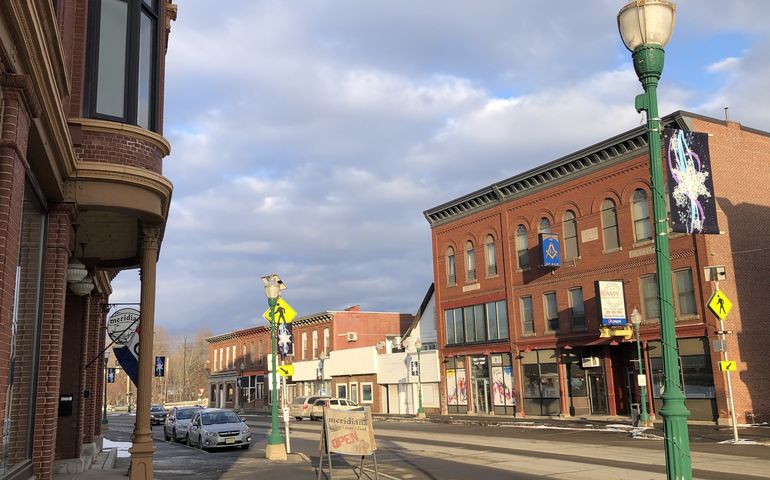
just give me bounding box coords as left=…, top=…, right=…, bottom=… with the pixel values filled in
left=632, top=239, right=654, bottom=248
left=517, top=267, right=531, bottom=273
left=447, top=283, right=457, bottom=288
left=521, top=333, right=537, bottom=338
left=485, top=274, right=500, bottom=280
left=602, top=247, right=623, bottom=254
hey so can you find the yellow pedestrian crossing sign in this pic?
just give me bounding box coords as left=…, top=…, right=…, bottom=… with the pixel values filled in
left=262, top=297, right=297, bottom=323
left=277, top=364, right=294, bottom=377
left=708, top=290, right=733, bottom=320
left=719, top=360, right=737, bottom=372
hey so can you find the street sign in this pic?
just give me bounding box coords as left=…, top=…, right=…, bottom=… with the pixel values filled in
left=278, top=364, right=294, bottom=377
left=107, top=308, right=140, bottom=344
left=708, top=290, right=733, bottom=320
left=719, top=360, right=737, bottom=372
left=262, top=297, right=297, bottom=323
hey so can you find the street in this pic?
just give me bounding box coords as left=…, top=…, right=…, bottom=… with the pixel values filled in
left=103, top=414, right=770, bottom=479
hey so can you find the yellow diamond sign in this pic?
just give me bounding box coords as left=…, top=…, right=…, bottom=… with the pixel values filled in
left=708, top=290, right=733, bottom=321
left=262, top=297, right=297, bottom=323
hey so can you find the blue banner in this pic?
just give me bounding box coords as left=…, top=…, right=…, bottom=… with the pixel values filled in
left=539, top=233, right=561, bottom=268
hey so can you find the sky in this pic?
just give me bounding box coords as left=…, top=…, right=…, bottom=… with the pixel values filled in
left=110, top=0, right=770, bottom=337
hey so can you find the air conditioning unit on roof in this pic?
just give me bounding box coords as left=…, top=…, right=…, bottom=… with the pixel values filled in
left=346, top=332, right=358, bottom=342
left=581, top=357, right=600, bottom=368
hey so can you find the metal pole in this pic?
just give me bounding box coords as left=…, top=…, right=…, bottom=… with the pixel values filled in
left=634, top=323, right=650, bottom=426
left=267, top=298, right=284, bottom=446
left=102, top=365, right=109, bottom=424
left=633, top=44, right=692, bottom=479
left=715, top=280, right=739, bottom=442
left=417, top=347, right=424, bottom=416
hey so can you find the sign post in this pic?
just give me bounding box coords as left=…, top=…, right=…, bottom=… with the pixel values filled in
left=317, top=405, right=378, bottom=480
left=708, top=286, right=739, bottom=442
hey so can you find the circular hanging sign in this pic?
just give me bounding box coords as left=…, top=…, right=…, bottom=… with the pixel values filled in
left=107, top=308, right=140, bottom=345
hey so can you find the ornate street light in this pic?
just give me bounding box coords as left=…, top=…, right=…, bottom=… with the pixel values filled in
left=415, top=339, right=425, bottom=418
left=630, top=308, right=651, bottom=427
left=618, top=2, right=692, bottom=479
left=261, top=273, right=287, bottom=460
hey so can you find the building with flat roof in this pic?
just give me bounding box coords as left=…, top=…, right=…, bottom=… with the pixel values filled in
left=424, top=111, right=770, bottom=424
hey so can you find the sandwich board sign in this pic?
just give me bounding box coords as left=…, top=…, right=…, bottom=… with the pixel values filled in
left=317, top=405, right=378, bottom=480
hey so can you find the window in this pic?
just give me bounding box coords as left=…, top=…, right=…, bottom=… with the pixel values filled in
left=323, top=328, right=330, bottom=356
left=444, top=301, right=507, bottom=345
left=544, top=292, right=559, bottom=332
left=258, top=340, right=264, bottom=366
left=465, top=241, right=476, bottom=281
left=361, top=383, right=373, bottom=403
left=242, top=343, right=247, bottom=368
left=484, top=234, right=497, bottom=276
left=538, top=218, right=552, bottom=234
left=674, top=269, right=697, bottom=316
left=213, top=349, right=218, bottom=372
left=516, top=225, right=529, bottom=269
left=463, top=306, right=476, bottom=343
left=225, top=346, right=230, bottom=369
left=568, top=288, right=585, bottom=331
left=349, top=382, right=359, bottom=404
left=301, top=332, right=307, bottom=360
left=485, top=301, right=508, bottom=341
left=640, top=274, right=660, bottom=320
left=520, top=296, right=534, bottom=334
left=632, top=189, right=652, bottom=242
left=446, top=247, right=456, bottom=285
left=562, top=211, right=579, bottom=260
left=336, top=384, right=347, bottom=399
left=601, top=199, right=620, bottom=251
left=85, top=0, right=161, bottom=130
left=444, top=309, right=456, bottom=345
left=232, top=346, right=237, bottom=368
left=250, top=342, right=255, bottom=366
left=218, top=348, right=223, bottom=370
left=312, top=330, right=318, bottom=359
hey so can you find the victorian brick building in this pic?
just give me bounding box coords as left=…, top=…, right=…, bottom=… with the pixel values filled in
left=425, top=111, right=770, bottom=425
left=0, top=2, right=176, bottom=479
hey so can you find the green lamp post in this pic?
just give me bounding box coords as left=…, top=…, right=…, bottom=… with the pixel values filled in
left=630, top=307, right=651, bottom=427
left=102, top=350, right=110, bottom=425
left=415, top=339, right=425, bottom=418
left=618, top=1, right=692, bottom=479
left=261, top=274, right=287, bottom=460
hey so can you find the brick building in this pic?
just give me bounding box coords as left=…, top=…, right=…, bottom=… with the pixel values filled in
left=206, top=305, right=412, bottom=413
left=424, top=111, right=770, bottom=424
left=0, top=2, right=176, bottom=479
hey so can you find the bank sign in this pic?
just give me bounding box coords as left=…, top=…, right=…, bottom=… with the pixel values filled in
left=595, top=281, right=627, bottom=326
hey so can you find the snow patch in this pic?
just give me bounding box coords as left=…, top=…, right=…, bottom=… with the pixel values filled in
left=103, top=439, right=132, bottom=458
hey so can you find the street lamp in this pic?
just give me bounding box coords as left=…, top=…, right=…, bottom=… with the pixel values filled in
left=239, top=361, right=246, bottom=412
left=415, top=339, right=425, bottom=418
left=261, top=273, right=287, bottom=460
left=631, top=308, right=651, bottom=427
left=102, top=350, right=110, bottom=424
left=618, top=2, right=692, bottom=479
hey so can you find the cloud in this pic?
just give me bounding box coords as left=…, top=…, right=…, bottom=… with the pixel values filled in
left=706, top=56, right=743, bottom=74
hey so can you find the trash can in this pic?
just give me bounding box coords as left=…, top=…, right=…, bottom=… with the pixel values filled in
left=630, top=403, right=640, bottom=426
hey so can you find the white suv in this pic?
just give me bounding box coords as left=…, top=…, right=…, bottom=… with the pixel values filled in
left=309, top=398, right=359, bottom=421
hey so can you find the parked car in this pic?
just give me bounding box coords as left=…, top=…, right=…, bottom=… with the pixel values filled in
left=163, top=406, right=203, bottom=442
left=289, top=396, right=329, bottom=421
left=186, top=408, right=251, bottom=451
left=150, top=404, right=168, bottom=425
left=309, top=398, right=359, bottom=421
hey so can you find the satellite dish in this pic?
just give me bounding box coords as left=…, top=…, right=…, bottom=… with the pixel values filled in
left=376, top=341, right=385, bottom=349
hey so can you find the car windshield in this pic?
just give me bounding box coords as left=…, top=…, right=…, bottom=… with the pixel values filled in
left=201, top=411, right=241, bottom=425
left=151, top=406, right=165, bottom=413
left=292, top=397, right=306, bottom=405
left=176, top=409, right=198, bottom=420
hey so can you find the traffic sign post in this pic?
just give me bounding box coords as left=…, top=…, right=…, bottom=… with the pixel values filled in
left=708, top=286, right=739, bottom=442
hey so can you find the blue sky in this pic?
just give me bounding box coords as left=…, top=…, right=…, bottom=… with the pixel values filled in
left=111, top=0, right=770, bottom=337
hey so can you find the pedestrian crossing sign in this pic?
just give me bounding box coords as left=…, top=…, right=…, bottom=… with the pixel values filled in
left=708, top=290, right=733, bottom=320
left=262, top=297, right=297, bottom=323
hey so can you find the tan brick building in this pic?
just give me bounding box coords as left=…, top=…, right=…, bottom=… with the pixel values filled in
left=0, top=2, right=177, bottom=478
left=424, top=111, right=770, bottom=424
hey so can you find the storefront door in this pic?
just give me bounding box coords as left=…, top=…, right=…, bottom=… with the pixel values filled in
left=588, top=371, right=608, bottom=414
left=470, top=356, right=491, bottom=414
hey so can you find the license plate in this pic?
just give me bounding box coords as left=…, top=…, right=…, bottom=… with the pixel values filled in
left=225, top=437, right=235, bottom=444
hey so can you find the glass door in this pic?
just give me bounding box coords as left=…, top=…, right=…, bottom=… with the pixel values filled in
left=587, top=371, right=608, bottom=414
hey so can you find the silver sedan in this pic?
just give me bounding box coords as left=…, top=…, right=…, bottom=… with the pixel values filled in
left=186, top=408, right=251, bottom=450
left=164, top=406, right=203, bottom=442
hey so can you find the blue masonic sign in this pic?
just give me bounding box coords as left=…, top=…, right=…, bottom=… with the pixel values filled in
left=540, top=233, right=561, bottom=268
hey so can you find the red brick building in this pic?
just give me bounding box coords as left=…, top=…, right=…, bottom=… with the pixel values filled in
left=424, top=111, right=770, bottom=424
left=206, top=305, right=412, bottom=413
left=0, top=2, right=176, bottom=479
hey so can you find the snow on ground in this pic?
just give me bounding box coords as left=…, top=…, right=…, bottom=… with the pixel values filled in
left=103, top=439, right=132, bottom=458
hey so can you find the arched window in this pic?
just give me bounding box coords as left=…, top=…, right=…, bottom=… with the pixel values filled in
left=323, top=328, right=330, bottom=356
left=632, top=189, right=652, bottom=241
left=301, top=332, right=307, bottom=360
left=516, top=225, right=529, bottom=269
left=446, top=246, right=456, bottom=285
left=465, top=241, right=476, bottom=281
left=484, top=234, right=497, bottom=276
left=563, top=211, right=579, bottom=260
left=312, top=330, right=318, bottom=359
left=601, top=199, right=620, bottom=251
left=538, top=218, right=552, bottom=234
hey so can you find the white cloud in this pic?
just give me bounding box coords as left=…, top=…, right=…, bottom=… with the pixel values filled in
left=706, top=57, right=743, bottom=74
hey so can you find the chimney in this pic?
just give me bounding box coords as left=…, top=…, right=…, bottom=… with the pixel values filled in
left=345, top=305, right=361, bottom=312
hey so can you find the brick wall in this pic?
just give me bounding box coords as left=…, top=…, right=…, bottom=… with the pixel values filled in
left=73, top=129, right=164, bottom=174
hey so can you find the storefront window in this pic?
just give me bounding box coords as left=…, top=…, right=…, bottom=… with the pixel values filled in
left=520, top=350, right=561, bottom=416
left=445, top=357, right=467, bottom=413
left=444, top=301, right=508, bottom=346
left=2, top=184, right=46, bottom=476
left=648, top=339, right=715, bottom=399
left=490, top=354, right=516, bottom=414
left=567, top=362, right=588, bottom=397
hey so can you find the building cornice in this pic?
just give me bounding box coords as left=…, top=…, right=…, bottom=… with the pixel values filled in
left=423, top=111, right=699, bottom=228
left=206, top=312, right=335, bottom=344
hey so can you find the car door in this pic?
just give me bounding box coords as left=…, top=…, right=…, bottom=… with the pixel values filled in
left=189, top=413, right=200, bottom=445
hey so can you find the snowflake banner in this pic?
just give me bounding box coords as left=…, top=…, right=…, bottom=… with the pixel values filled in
left=663, top=129, right=720, bottom=234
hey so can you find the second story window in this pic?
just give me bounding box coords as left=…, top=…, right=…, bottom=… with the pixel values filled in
left=520, top=296, right=534, bottom=335
left=640, top=274, right=660, bottom=320
left=632, top=189, right=653, bottom=242
left=86, top=0, right=160, bottom=131
left=601, top=199, right=620, bottom=251
left=323, top=328, right=330, bottom=356
left=562, top=211, right=579, bottom=261
left=544, top=292, right=559, bottom=332
left=538, top=218, right=552, bottom=234
left=446, top=247, right=456, bottom=285
left=484, top=234, right=497, bottom=276
left=301, top=332, right=307, bottom=360
left=312, top=330, right=318, bottom=359
left=516, top=225, right=529, bottom=269
left=569, top=288, right=585, bottom=331
left=465, top=241, right=476, bottom=282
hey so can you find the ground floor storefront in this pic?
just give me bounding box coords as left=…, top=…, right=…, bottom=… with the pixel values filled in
left=441, top=335, right=718, bottom=422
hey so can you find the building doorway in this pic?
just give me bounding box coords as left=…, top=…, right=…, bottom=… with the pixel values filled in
left=470, top=356, right=491, bottom=414
left=587, top=370, right=608, bottom=414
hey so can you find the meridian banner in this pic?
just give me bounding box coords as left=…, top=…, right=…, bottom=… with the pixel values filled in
left=663, top=128, right=720, bottom=234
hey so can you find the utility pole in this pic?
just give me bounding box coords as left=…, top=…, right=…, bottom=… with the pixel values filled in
left=182, top=337, right=188, bottom=401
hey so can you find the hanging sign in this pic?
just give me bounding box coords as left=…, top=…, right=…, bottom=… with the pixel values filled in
left=595, top=280, right=627, bottom=326
left=154, top=356, right=166, bottom=377
left=539, top=233, right=561, bottom=268
left=107, top=368, right=116, bottom=383
left=107, top=308, right=140, bottom=345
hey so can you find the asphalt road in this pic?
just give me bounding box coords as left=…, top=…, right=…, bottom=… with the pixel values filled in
left=104, top=414, right=770, bottom=479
